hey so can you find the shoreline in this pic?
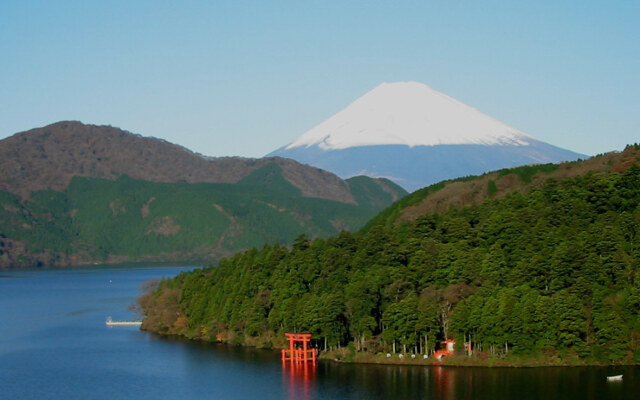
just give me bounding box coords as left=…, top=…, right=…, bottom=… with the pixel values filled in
left=320, top=351, right=637, bottom=368
left=143, top=328, right=637, bottom=368
left=0, top=262, right=202, bottom=273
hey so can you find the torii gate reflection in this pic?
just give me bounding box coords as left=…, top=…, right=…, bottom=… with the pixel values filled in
left=282, top=360, right=316, bottom=400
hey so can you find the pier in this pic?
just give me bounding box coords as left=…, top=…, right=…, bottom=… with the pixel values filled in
left=105, top=317, right=142, bottom=326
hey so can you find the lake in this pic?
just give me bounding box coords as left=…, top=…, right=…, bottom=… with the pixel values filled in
left=0, top=266, right=637, bottom=399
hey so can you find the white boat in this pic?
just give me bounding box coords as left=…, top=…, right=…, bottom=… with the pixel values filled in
left=606, top=375, right=623, bottom=382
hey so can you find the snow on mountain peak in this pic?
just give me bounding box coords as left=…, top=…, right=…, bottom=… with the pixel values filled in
left=285, top=81, right=532, bottom=151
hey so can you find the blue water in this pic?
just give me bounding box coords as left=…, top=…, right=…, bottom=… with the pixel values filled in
left=0, top=266, right=638, bottom=399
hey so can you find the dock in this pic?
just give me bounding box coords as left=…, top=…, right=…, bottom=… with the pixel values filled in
left=106, top=317, right=143, bottom=327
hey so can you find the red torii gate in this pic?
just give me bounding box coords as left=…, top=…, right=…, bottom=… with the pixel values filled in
left=281, top=333, right=316, bottom=363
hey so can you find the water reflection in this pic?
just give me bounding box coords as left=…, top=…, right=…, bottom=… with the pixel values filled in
left=283, top=362, right=316, bottom=400
left=146, top=334, right=639, bottom=400
left=434, top=366, right=456, bottom=399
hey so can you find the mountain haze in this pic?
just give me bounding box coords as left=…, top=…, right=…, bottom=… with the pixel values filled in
left=269, top=82, right=585, bottom=191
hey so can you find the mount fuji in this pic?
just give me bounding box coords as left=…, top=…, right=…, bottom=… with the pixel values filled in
left=268, top=81, right=585, bottom=192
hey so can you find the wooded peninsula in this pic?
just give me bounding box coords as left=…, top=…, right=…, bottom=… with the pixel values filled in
left=140, top=146, right=640, bottom=366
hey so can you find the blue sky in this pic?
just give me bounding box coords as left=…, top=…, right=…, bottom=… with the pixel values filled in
left=1, top=1, right=638, bottom=157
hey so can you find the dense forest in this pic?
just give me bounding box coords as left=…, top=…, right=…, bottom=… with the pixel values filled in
left=0, top=166, right=404, bottom=268
left=141, top=149, right=640, bottom=365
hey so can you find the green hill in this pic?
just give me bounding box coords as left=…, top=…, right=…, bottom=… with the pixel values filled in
left=0, top=122, right=407, bottom=268
left=0, top=170, right=404, bottom=267
left=140, top=145, right=640, bottom=365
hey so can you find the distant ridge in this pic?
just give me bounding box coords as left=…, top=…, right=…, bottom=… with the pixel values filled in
left=0, top=121, right=365, bottom=204
left=269, top=81, right=586, bottom=192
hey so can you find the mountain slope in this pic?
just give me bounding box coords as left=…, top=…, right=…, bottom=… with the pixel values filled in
left=364, top=145, right=640, bottom=229
left=269, top=82, right=585, bottom=192
left=0, top=122, right=407, bottom=268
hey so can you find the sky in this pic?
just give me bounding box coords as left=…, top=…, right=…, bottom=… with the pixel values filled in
left=1, top=1, right=638, bottom=158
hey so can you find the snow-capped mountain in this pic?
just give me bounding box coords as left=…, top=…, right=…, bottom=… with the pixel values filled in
left=268, top=81, right=585, bottom=192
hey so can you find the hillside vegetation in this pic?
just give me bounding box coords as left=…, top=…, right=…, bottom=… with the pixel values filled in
left=0, top=170, right=403, bottom=268
left=140, top=145, right=640, bottom=365
left=0, top=122, right=406, bottom=268
left=367, top=145, right=640, bottom=229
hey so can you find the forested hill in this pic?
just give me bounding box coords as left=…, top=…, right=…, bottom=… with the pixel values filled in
left=364, top=144, right=640, bottom=230
left=141, top=145, right=640, bottom=365
left=0, top=121, right=394, bottom=204
left=0, top=122, right=406, bottom=268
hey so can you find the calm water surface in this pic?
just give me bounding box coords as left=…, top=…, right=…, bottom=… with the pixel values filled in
left=0, top=266, right=637, bottom=399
